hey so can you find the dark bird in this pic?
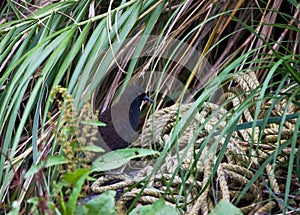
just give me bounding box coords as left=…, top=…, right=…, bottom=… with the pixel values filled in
left=97, top=86, right=153, bottom=151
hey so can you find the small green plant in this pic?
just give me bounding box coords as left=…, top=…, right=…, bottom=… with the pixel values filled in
left=23, top=86, right=97, bottom=214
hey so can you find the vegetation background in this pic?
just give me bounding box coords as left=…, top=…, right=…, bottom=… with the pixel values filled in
left=0, top=0, right=299, bottom=214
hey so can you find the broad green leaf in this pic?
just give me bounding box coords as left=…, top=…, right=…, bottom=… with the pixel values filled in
left=92, top=148, right=158, bottom=171
left=77, top=191, right=116, bottom=215
left=130, top=199, right=179, bottom=215
left=64, top=169, right=90, bottom=215
left=209, top=200, right=243, bottom=215
left=81, top=145, right=105, bottom=153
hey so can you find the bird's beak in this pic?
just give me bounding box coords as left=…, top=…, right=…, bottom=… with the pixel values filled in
left=143, top=95, right=154, bottom=103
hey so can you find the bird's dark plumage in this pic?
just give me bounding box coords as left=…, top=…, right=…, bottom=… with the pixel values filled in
left=97, top=86, right=152, bottom=151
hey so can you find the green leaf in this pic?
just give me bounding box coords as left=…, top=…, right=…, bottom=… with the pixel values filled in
left=24, top=155, right=67, bottom=178
left=129, top=199, right=179, bottom=215
left=80, top=120, right=106, bottom=127
left=77, top=191, right=116, bottom=215
left=92, top=148, right=158, bottom=171
left=209, top=200, right=243, bottom=215
left=63, top=169, right=90, bottom=186
left=81, top=145, right=105, bottom=153
left=7, top=201, right=20, bottom=215
left=64, top=169, right=90, bottom=215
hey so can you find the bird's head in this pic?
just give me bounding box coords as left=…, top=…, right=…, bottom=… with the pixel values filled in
left=120, top=86, right=153, bottom=108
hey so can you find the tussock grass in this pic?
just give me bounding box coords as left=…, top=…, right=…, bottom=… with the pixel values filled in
left=0, top=0, right=299, bottom=214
